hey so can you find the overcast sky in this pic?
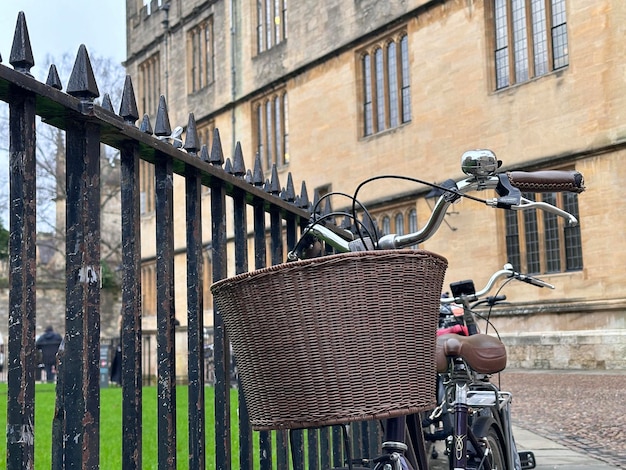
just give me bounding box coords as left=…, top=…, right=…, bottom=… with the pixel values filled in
left=0, top=1, right=127, bottom=228
left=1, top=0, right=127, bottom=78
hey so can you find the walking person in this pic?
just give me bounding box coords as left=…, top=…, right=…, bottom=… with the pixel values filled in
left=36, top=326, right=63, bottom=383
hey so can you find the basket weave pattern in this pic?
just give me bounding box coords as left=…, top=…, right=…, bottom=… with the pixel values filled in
left=211, top=250, right=448, bottom=430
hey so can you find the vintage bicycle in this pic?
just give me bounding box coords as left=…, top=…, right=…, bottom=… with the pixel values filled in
left=211, top=149, right=584, bottom=469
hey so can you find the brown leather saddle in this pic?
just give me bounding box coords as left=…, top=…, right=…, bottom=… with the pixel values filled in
left=435, top=333, right=507, bottom=374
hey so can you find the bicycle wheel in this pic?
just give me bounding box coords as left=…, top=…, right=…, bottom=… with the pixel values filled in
left=468, top=424, right=507, bottom=470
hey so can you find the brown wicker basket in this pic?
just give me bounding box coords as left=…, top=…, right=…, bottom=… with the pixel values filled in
left=210, top=250, right=448, bottom=430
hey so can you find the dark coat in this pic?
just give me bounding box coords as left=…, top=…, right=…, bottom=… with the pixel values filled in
left=36, top=330, right=63, bottom=365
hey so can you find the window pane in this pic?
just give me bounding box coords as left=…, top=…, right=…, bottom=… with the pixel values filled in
left=274, top=0, right=281, bottom=43
left=550, top=0, right=568, bottom=69
left=408, top=209, right=418, bottom=248
left=283, top=93, right=289, bottom=164
left=375, top=48, right=385, bottom=132
left=408, top=209, right=417, bottom=233
left=551, top=0, right=567, bottom=24
left=257, top=1, right=264, bottom=52
left=523, top=194, right=540, bottom=274
left=531, top=0, right=548, bottom=77
left=494, top=0, right=510, bottom=89
left=512, top=0, right=529, bottom=83
left=256, top=104, right=264, bottom=164
left=191, top=30, right=198, bottom=91
left=363, top=54, right=373, bottom=136
left=505, top=209, right=521, bottom=270
left=274, top=96, right=283, bottom=165
left=395, top=213, right=404, bottom=235
left=552, top=24, right=568, bottom=69
left=563, top=193, right=583, bottom=270
left=387, top=42, right=399, bottom=128
left=542, top=193, right=561, bottom=273
left=400, top=35, right=411, bottom=123
left=205, top=21, right=214, bottom=84
left=282, top=0, right=288, bottom=40
left=265, top=100, right=274, bottom=166
left=382, top=216, right=391, bottom=235
left=266, top=0, right=272, bottom=49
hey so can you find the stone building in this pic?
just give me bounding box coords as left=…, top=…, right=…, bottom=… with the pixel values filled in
left=124, top=0, right=626, bottom=370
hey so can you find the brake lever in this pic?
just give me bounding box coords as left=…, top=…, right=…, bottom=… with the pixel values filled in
left=515, top=273, right=555, bottom=289
left=512, top=198, right=579, bottom=226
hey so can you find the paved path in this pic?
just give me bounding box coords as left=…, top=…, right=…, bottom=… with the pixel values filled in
left=428, top=370, right=625, bottom=469
left=514, top=425, right=618, bottom=469
left=501, top=370, right=625, bottom=469
left=428, top=426, right=618, bottom=469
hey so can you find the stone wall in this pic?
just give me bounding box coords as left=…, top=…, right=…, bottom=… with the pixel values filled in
left=502, top=330, right=626, bottom=370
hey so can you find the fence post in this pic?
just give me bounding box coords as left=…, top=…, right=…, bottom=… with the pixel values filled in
left=184, top=114, right=207, bottom=469
left=154, top=96, right=177, bottom=470
left=6, top=13, right=37, bottom=470
left=119, top=75, right=143, bottom=470
left=63, top=44, right=102, bottom=469
left=209, top=129, right=232, bottom=470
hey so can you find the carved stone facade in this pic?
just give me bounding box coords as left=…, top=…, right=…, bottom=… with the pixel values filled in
left=125, top=0, right=626, bottom=369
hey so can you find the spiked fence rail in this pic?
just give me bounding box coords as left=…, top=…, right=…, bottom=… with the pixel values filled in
left=0, top=11, right=387, bottom=470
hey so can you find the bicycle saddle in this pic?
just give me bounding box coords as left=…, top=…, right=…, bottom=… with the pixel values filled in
left=435, top=333, right=507, bottom=374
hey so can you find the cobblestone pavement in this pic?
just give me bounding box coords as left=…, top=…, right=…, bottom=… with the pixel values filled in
left=499, top=370, right=626, bottom=468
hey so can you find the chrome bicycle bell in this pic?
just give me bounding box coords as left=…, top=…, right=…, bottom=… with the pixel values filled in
left=461, top=149, right=499, bottom=177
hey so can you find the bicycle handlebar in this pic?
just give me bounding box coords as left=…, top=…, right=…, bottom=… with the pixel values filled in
left=288, top=149, right=585, bottom=259
left=376, top=168, right=583, bottom=250
left=440, top=263, right=554, bottom=306
left=505, top=170, right=585, bottom=193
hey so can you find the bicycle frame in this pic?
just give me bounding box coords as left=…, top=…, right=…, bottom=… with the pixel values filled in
left=375, top=367, right=507, bottom=470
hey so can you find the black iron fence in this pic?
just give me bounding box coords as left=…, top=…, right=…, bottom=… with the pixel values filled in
left=0, top=12, right=381, bottom=469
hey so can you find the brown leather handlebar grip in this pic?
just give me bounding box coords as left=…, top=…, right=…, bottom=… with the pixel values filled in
left=506, top=170, right=585, bottom=193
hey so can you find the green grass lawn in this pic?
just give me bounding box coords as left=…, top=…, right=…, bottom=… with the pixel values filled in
left=0, top=383, right=243, bottom=469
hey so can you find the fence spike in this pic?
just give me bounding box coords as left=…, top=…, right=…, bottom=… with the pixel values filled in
left=9, top=12, right=35, bottom=75
left=298, top=181, right=310, bottom=209
left=322, top=197, right=332, bottom=216
left=232, top=142, right=246, bottom=177
left=101, top=93, right=114, bottom=112
left=200, top=144, right=210, bottom=162
left=139, top=114, right=153, bottom=134
left=312, top=190, right=322, bottom=215
left=263, top=178, right=271, bottom=192
left=224, top=158, right=233, bottom=174
left=269, top=164, right=281, bottom=195
left=67, top=44, right=99, bottom=100
left=362, top=213, right=376, bottom=236
left=46, top=64, right=62, bottom=90
left=154, top=95, right=171, bottom=136
left=119, top=75, right=139, bottom=124
left=284, top=173, right=296, bottom=202
left=245, top=169, right=253, bottom=184
left=209, top=128, right=224, bottom=166
left=184, top=113, right=200, bottom=155
left=252, top=153, right=264, bottom=186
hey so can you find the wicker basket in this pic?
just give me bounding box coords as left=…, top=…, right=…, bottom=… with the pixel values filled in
left=210, top=250, right=448, bottom=430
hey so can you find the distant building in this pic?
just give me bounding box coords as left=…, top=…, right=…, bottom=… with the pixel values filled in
left=124, top=0, right=626, bottom=369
